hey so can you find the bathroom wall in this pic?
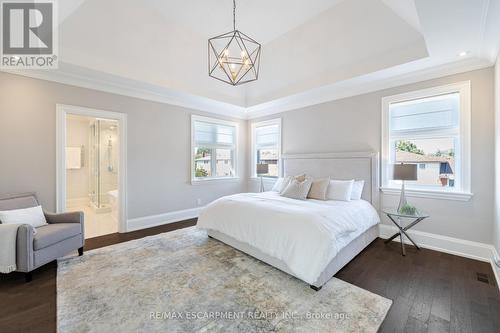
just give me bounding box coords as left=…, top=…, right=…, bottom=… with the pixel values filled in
left=99, top=120, right=119, bottom=204
left=66, top=116, right=90, bottom=206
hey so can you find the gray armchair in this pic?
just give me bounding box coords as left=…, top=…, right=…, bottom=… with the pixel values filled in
left=0, top=193, right=85, bottom=282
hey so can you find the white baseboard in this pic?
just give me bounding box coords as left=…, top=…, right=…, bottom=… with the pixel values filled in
left=379, top=224, right=494, bottom=261
left=379, top=224, right=500, bottom=290
left=492, top=247, right=500, bottom=291
left=127, top=207, right=203, bottom=232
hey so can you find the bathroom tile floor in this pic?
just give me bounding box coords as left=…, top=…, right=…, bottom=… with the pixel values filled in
left=66, top=203, right=118, bottom=239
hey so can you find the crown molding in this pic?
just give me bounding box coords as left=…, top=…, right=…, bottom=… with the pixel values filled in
left=1, top=57, right=493, bottom=121
left=1, top=63, right=248, bottom=119
left=244, top=57, right=493, bottom=119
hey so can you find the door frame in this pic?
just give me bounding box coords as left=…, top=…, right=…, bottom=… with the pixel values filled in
left=56, top=104, right=128, bottom=233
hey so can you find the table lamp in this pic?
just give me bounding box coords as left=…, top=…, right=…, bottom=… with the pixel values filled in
left=393, top=163, right=417, bottom=213
left=256, top=163, right=269, bottom=192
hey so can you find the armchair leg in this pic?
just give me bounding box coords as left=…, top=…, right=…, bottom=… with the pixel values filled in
left=25, top=272, right=32, bottom=283
left=78, top=247, right=84, bottom=256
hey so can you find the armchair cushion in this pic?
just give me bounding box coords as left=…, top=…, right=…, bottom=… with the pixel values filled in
left=33, top=223, right=82, bottom=251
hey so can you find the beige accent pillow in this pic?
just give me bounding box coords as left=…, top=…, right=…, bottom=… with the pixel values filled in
left=279, top=174, right=306, bottom=194
left=307, top=178, right=330, bottom=200
left=280, top=176, right=313, bottom=200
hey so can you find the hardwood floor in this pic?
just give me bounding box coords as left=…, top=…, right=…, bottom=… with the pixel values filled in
left=1, top=219, right=499, bottom=333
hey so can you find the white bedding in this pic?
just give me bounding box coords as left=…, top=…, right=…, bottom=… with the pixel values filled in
left=197, top=192, right=380, bottom=284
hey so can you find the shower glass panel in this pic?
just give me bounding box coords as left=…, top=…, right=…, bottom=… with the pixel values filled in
left=89, top=119, right=118, bottom=210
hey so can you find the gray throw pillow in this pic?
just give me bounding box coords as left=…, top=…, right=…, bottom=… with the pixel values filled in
left=307, top=178, right=330, bottom=200
left=280, top=176, right=313, bottom=200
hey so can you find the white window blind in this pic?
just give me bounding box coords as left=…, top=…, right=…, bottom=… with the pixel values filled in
left=192, top=116, right=238, bottom=181
left=252, top=119, right=281, bottom=178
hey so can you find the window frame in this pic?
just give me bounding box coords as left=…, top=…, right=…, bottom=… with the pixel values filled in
left=191, top=114, right=239, bottom=184
left=381, top=81, right=472, bottom=201
left=250, top=118, right=282, bottom=179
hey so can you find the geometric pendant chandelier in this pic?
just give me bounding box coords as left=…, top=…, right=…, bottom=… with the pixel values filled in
left=208, top=0, right=261, bottom=86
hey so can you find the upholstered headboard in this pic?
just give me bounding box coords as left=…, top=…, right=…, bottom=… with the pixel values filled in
left=282, top=152, right=379, bottom=206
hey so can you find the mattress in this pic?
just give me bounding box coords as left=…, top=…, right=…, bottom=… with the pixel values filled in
left=197, top=192, right=380, bottom=286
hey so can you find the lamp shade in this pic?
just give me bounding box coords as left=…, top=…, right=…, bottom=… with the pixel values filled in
left=256, top=163, right=269, bottom=175
left=393, top=164, right=417, bottom=181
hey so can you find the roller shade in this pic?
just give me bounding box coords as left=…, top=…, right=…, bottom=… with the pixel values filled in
left=390, top=93, right=459, bottom=132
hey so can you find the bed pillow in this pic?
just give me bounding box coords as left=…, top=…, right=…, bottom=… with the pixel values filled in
left=307, top=178, right=330, bottom=200
left=351, top=180, right=365, bottom=200
left=280, top=176, right=313, bottom=200
left=0, top=205, right=47, bottom=228
left=271, top=178, right=284, bottom=192
left=279, top=174, right=306, bottom=194
left=326, top=179, right=355, bottom=201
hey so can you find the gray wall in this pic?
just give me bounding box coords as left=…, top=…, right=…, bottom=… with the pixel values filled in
left=0, top=72, right=247, bottom=220
left=250, top=67, right=495, bottom=244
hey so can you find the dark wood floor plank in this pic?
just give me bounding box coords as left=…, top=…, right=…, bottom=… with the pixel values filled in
left=1, top=218, right=500, bottom=333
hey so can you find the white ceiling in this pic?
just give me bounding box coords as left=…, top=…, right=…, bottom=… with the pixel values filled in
left=6, top=0, right=500, bottom=118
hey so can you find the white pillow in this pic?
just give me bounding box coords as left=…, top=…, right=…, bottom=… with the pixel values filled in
left=280, top=176, right=313, bottom=200
left=327, top=179, right=355, bottom=201
left=0, top=205, right=48, bottom=229
left=271, top=178, right=284, bottom=192
left=351, top=180, right=365, bottom=200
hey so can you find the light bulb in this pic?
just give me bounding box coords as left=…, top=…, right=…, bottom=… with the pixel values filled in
left=240, top=50, right=246, bottom=58
left=223, top=49, right=230, bottom=57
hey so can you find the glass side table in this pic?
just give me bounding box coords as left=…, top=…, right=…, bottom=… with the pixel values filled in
left=383, top=209, right=429, bottom=256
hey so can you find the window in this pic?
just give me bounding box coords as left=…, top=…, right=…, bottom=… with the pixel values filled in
left=381, top=82, right=471, bottom=200
left=191, top=115, right=238, bottom=182
left=251, top=119, right=281, bottom=178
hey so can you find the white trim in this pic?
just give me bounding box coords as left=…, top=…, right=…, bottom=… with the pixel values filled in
left=56, top=104, right=128, bottom=233
left=492, top=247, right=500, bottom=291
left=191, top=177, right=241, bottom=185
left=380, top=223, right=500, bottom=290
left=3, top=63, right=247, bottom=119
left=1, top=58, right=492, bottom=120
left=190, top=114, right=239, bottom=184
left=380, top=187, right=473, bottom=201
left=379, top=223, right=494, bottom=262
left=250, top=118, right=282, bottom=178
left=127, top=207, right=203, bottom=232
left=245, top=57, right=492, bottom=119
left=381, top=81, right=472, bottom=200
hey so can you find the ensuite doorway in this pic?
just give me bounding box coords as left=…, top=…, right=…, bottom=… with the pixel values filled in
left=56, top=105, right=127, bottom=239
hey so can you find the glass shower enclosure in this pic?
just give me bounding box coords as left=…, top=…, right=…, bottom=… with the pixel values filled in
left=89, top=119, right=118, bottom=213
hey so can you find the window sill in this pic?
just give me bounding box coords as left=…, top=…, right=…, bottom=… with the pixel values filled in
left=380, top=187, right=473, bottom=201
left=191, top=177, right=240, bottom=185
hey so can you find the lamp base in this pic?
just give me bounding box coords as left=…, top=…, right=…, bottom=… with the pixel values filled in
left=397, top=181, right=408, bottom=213
left=259, top=176, right=264, bottom=193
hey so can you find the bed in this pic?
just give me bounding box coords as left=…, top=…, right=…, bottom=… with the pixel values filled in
left=197, top=152, right=380, bottom=290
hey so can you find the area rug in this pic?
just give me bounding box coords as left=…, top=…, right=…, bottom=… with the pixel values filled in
left=57, top=227, right=391, bottom=333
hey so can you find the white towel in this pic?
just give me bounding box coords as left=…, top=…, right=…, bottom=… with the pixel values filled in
left=66, top=147, right=82, bottom=169
left=0, top=224, right=21, bottom=273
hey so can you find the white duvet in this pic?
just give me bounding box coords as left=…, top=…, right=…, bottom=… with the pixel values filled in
left=197, top=192, right=380, bottom=284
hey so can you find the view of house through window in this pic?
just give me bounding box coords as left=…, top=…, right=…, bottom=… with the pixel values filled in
left=395, top=138, right=455, bottom=188
left=383, top=86, right=470, bottom=193
left=192, top=116, right=237, bottom=180
left=252, top=119, right=281, bottom=178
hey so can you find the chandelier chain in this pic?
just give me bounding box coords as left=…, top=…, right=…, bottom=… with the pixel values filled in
left=233, top=0, right=236, bottom=30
